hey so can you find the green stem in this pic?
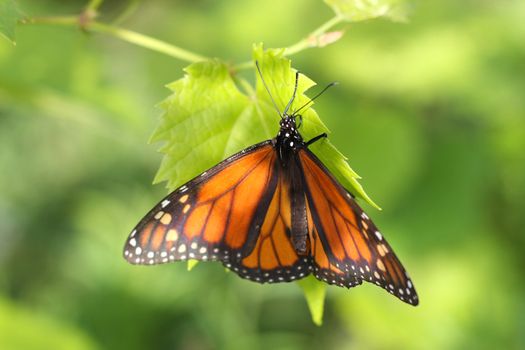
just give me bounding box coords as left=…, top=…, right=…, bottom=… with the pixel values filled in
left=88, top=22, right=208, bottom=62
left=85, top=0, right=104, bottom=12
left=284, top=15, right=344, bottom=56
left=233, top=61, right=255, bottom=71
left=23, top=16, right=78, bottom=26
left=22, top=15, right=209, bottom=63
left=233, top=15, right=344, bottom=71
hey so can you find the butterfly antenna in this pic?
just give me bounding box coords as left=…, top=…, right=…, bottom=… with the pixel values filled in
left=283, top=71, right=299, bottom=116
left=255, top=61, right=282, bottom=118
left=293, top=81, right=338, bottom=115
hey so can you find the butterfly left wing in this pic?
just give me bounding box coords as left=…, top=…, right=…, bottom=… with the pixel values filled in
left=299, top=148, right=419, bottom=306
left=123, top=141, right=278, bottom=265
left=123, top=140, right=310, bottom=284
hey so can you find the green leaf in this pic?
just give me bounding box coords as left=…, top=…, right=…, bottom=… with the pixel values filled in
left=324, top=0, right=410, bottom=22
left=0, top=0, right=25, bottom=44
left=187, top=259, right=199, bottom=271
left=253, top=44, right=379, bottom=208
left=153, top=44, right=378, bottom=208
left=151, top=59, right=254, bottom=189
left=297, top=276, right=327, bottom=326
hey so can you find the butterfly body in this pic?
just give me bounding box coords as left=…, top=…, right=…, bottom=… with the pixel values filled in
left=124, top=70, right=419, bottom=306
left=273, top=115, right=310, bottom=254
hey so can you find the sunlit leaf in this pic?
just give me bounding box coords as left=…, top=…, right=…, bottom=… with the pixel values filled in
left=324, top=0, right=410, bottom=22
left=153, top=44, right=378, bottom=208
left=297, top=276, right=327, bottom=326
left=151, top=59, right=252, bottom=189
left=187, top=259, right=199, bottom=271
left=0, top=0, right=24, bottom=44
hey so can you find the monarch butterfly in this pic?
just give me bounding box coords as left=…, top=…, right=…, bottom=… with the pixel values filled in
left=123, top=63, right=419, bottom=306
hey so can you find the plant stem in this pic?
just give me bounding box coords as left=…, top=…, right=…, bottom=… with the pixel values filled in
left=21, top=10, right=343, bottom=70
left=23, top=16, right=78, bottom=26
left=284, top=15, right=343, bottom=56
left=22, top=15, right=209, bottom=63
left=85, top=0, right=104, bottom=12
left=233, top=15, right=344, bottom=71
left=88, top=22, right=208, bottom=62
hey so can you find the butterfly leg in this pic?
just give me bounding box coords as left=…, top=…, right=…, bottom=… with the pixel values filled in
left=305, top=133, right=327, bottom=147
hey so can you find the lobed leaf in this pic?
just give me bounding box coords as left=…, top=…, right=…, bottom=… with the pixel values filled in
left=153, top=44, right=378, bottom=207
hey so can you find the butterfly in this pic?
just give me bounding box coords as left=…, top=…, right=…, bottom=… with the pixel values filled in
left=123, top=63, right=419, bottom=306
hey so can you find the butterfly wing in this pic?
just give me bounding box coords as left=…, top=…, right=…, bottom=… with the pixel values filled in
left=299, top=148, right=419, bottom=306
left=305, top=199, right=362, bottom=289
left=124, top=141, right=277, bottom=265
left=123, top=140, right=310, bottom=284
left=234, top=164, right=310, bottom=283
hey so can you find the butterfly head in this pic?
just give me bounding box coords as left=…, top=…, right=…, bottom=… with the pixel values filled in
left=275, top=114, right=304, bottom=161
left=279, top=113, right=303, bottom=138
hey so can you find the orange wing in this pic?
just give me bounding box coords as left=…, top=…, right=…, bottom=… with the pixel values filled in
left=299, top=149, right=418, bottom=306
left=306, top=199, right=362, bottom=289
left=232, top=166, right=309, bottom=283
left=123, top=141, right=278, bottom=266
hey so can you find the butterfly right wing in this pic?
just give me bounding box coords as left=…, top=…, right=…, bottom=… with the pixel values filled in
left=123, top=141, right=277, bottom=265
left=299, top=148, right=419, bottom=306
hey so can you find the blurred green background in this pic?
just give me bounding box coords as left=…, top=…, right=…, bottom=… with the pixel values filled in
left=1, top=0, right=524, bottom=349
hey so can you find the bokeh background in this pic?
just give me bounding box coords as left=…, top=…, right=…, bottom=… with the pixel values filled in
left=1, top=0, right=524, bottom=349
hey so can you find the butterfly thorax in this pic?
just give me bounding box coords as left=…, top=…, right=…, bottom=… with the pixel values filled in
left=275, top=115, right=303, bottom=166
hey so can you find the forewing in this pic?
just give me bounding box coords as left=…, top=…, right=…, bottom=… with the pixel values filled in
left=299, top=148, right=418, bottom=306
left=123, top=141, right=277, bottom=265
